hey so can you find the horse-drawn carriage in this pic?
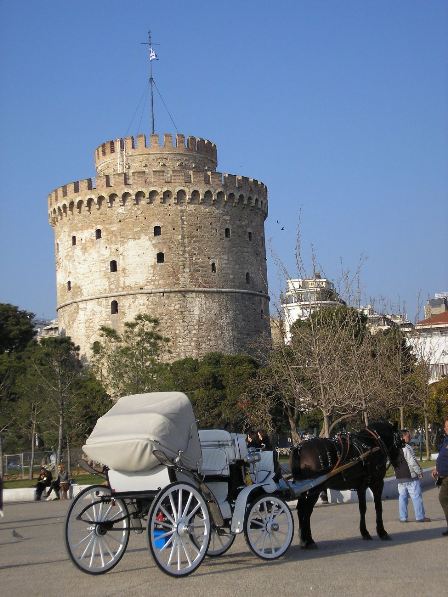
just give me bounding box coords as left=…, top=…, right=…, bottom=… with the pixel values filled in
left=65, top=392, right=296, bottom=577
left=65, top=391, right=400, bottom=577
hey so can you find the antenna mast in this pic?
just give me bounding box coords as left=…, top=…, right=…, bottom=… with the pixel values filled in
left=141, top=30, right=159, bottom=134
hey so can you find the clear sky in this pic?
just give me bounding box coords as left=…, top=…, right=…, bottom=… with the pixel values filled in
left=0, top=0, right=446, bottom=322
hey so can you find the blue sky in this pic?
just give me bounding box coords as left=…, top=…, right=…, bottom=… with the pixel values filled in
left=0, top=0, right=446, bottom=322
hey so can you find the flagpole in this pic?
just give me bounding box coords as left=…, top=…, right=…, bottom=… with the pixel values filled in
left=141, top=31, right=157, bottom=134
left=149, top=31, right=155, bottom=134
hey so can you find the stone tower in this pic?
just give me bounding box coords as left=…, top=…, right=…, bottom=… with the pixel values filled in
left=48, top=132, right=270, bottom=360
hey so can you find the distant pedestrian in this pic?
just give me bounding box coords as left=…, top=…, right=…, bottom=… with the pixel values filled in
left=257, top=429, right=272, bottom=450
left=431, top=416, right=448, bottom=536
left=393, top=429, right=430, bottom=523
left=35, top=467, right=53, bottom=501
left=46, top=463, right=69, bottom=500
left=246, top=429, right=261, bottom=449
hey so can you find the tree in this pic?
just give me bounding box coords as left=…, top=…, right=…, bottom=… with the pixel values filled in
left=91, top=314, right=170, bottom=399
left=162, top=353, right=260, bottom=429
left=18, top=337, right=85, bottom=465
left=0, top=303, right=36, bottom=475
left=0, top=303, right=35, bottom=353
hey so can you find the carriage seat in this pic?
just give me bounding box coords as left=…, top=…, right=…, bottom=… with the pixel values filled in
left=199, top=430, right=248, bottom=476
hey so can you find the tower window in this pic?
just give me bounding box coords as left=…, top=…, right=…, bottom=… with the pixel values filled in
left=211, top=262, right=216, bottom=273
left=157, top=252, right=165, bottom=264
left=110, top=260, right=117, bottom=272
left=154, top=225, right=161, bottom=236
left=246, top=272, right=250, bottom=284
left=67, top=281, right=71, bottom=291
left=261, top=309, right=264, bottom=319
left=225, top=228, right=231, bottom=238
left=248, top=231, right=252, bottom=241
left=96, top=229, right=102, bottom=239
left=111, top=300, right=118, bottom=314
left=72, top=235, right=76, bottom=246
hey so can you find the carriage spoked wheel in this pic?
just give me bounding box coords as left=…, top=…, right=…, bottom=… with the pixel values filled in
left=244, top=495, right=294, bottom=560
left=65, top=485, right=130, bottom=574
left=148, top=482, right=211, bottom=577
left=206, top=527, right=235, bottom=557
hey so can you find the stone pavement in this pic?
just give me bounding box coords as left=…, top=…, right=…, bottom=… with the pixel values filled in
left=0, top=486, right=446, bottom=597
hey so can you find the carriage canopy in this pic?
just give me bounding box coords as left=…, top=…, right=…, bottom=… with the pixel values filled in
left=83, top=392, right=201, bottom=472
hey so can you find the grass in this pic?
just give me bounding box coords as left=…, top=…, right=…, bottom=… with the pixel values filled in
left=3, top=473, right=102, bottom=490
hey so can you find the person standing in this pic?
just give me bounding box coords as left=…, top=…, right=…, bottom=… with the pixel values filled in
left=431, top=416, right=448, bottom=536
left=393, top=429, right=430, bottom=523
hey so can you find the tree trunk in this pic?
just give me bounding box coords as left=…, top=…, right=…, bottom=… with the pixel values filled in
left=424, top=412, right=430, bottom=461
left=66, top=437, right=71, bottom=475
left=399, top=406, right=404, bottom=430
left=287, top=410, right=301, bottom=444
left=321, top=413, right=330, bottom=438
left=57, top=410, right=63, bottom=466
left=0, top=433, right=3, bottom=478
left=29, top=419, right=36, bottom=480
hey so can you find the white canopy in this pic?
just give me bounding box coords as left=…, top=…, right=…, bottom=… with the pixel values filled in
left=83, top=392, right=201, bottom=473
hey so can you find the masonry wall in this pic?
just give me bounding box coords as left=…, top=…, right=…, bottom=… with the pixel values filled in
left=48, top=133, right=271, bottom=361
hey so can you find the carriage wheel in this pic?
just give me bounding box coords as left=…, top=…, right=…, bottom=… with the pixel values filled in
left=207, top=527, right=235, bottom=557
left=244, top=495, right=294, bottom=560
left=65, top=485, right=129, bottom=575
left=148, top=482, right=211, bottom=577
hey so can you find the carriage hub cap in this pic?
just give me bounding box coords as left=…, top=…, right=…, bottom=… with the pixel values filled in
left=267, top=521, right=279, bottom=533
left=176, top=520, right=189, bottom=536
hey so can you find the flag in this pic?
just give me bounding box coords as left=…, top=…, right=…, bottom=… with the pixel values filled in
left=149, top=48, right=158, bottom=61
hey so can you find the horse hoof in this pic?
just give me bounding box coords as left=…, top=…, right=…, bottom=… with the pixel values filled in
left=379, top=533, right=391, bottom=541
left=300, top=541, right=318, bottom=550
left=362, top=534, right=372, bottom=541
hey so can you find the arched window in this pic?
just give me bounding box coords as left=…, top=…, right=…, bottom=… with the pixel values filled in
left=72, top=235, right=76, bottom=246
left=111, top=300, right=118, bottom=314
left=246, top=272, right=250, bottom=284
left=96, top=229, right=102, bottom=239
left=67, top=281, right=71, bottom=291
left=154, top=226, right=161, bottom=236
left=211, top=262, right=216, bottom=273
left=225, top=228, right=231, bottom=238
left=157, top=252, right=165, bottom=264
left=110, top=260, right=117, bottom=272
left=261, top=309, right=264, bottom=319
left=248, top=231, right=252, bottom=241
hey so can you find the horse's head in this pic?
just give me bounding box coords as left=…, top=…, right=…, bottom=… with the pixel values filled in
left=367, top=421, right=402, bottom=467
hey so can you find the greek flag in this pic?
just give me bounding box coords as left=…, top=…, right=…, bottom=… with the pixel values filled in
left=149, top=48, right=158, bottom=61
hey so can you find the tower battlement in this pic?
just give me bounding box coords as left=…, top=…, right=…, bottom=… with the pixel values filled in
left=95, top=132, right=217, bottom=175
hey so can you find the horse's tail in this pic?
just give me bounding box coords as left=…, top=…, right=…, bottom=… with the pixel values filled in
left=289, top=445, right=302, bottom=480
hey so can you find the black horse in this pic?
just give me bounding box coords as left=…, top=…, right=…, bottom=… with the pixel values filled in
left=289, top=422, right=401, bottom=548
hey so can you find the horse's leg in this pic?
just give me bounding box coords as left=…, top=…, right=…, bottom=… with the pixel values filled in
left=357, top=486, right=372, bottom=540
left=297, top=491, right=319, bottom=549
left=371, top=479, right=390, bottom=540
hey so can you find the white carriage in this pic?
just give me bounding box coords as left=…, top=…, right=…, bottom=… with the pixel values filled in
left=65, top=392, right=294, bottom=577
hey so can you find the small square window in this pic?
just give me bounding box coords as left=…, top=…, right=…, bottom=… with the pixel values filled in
left=96, top=229, right=102, bottom=239
left=225, top=228, right=231, bottom=238
left=110, top=260, right=117, bottom=272
left=157, top=252, right=165, bottom=264
left=72, top=235, right=76, bottom=246
left=154, top=226, right=161, bottom=236
left=111, top=300, right=118, bottom=314
left=67, top=281, right=71, bottom=291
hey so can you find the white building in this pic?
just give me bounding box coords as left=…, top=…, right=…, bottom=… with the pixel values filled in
left=281, top=274, right=345, bottom=342
left=408, top=311, right=448, bottom=383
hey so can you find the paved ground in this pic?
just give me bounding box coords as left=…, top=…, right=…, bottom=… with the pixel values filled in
left=0, top=486, right=447, bottom=597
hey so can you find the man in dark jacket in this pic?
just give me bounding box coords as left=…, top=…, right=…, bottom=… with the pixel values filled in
left=432, top=416, right=448, bottom=536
